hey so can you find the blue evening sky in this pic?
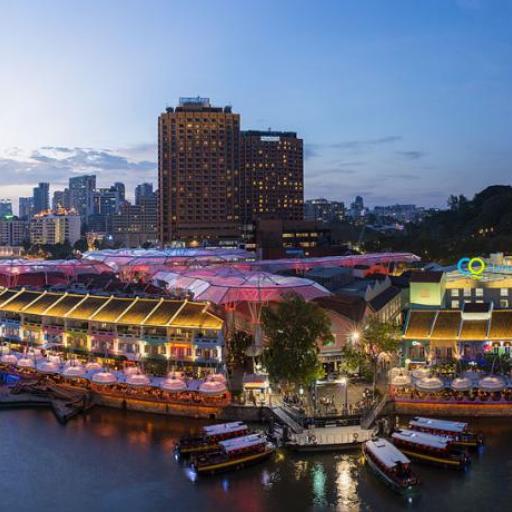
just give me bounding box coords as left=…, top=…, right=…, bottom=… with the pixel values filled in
left=0, top=0, right=511, bottom=208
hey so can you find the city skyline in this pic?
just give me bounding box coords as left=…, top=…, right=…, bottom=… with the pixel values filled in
left=1, top=1, right=512, bottom=210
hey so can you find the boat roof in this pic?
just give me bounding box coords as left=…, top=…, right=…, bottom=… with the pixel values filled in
left=219, top=434, right=265, bottom=453
left=410, top=417, right=468, bottom=433
left=366, top=438, right=410, bottom=469
left=392, top=429, right=451, bottom=449
left=202, top=422, right=247, bottom=436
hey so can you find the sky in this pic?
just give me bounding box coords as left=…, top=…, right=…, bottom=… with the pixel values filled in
left=0, top=0, right=511, bottom=211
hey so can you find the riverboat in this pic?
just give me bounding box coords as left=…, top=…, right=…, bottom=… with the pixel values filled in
left=391, top=429, right=470, bottom=470
left=175, top=422, right=249, bottom=456
left=408, top=417, right=484, bottom=449
left=190, top=434, right=275, bottom=475
left=363, top=438, right=420, bottom=496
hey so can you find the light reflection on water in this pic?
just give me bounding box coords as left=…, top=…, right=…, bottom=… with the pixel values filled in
left=1, top=409, right=512, bottom=512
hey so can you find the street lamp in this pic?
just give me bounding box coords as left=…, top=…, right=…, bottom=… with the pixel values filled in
left=339, top=376, right=348, bottom=415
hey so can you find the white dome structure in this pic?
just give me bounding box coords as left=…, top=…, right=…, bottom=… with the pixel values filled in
left=124, top=366, right=139, bottom=376
left=1, top=354, right=18, bottom=365
left=160, top=377, right=187, bottom=392
left=451, top=377, right=473, bottom=392
left=390, top=374, right=411, bottom=387
left=85, top=362, right=103, bottom=372
left=125, top=373, right=151, bottom=387
left=411, top=368, right=431, bottom=380
left=415, top=376, right=444, bottom=392
left=478, top=376, right=505, bottom=392
left=17, top=357, right=35, bottom=368
left=199, top=379, right=228, bottom=395
left=37, top=360, right=60, bottom=374
left=206, top=373, right=227, bottom=384
left=92, top=371, right=117, bottom=384
left=62, top=365, right=86, bottom=378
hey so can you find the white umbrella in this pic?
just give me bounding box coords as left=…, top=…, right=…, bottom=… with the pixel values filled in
left=451, top=377, right=472, bottom=392
left=125, top=373, right=151, bottom=387
left=62, top=365, right=86, bottom=378
left=478, top=376, right=505, bottom=392
left=160, top=377, right=187, bottom=392
left=206, top=373, right=227, bottom=384
left=37, top=360, right=60, bottom=374
left=92, top=371, right=117, bottom=384
left=199, top=379, right=227, bottom=395
left=391, top=374, right=411, bottom=387
left=415, top=376, right=444, bottom=392
left=411, top=368, right=431, bottom=380
left=124, top=366, right=139, bottom=376
left=17, top=357, right=35, bottom=368
left=1, top=354, right=18, bottom=365
left=85, top=362, right=103, bottom=372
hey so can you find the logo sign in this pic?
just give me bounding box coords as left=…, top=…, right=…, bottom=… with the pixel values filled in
left=457, top=257, right=486, bottom=278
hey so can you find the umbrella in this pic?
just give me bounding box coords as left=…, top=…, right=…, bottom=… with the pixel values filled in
left=125, top=374, right=151, bottom=387
left=391, top=374, right=411, bottom=387
left=92, top=372, right=117, bottom=384
left=62, top=365, right=86, bottom=378
left=451, top=377, right=472, bottom=392
left=415, top=376, right=444, bottom=392
left=478, top=376, right=505, bottom=392
left=160, top=377, right=187, bottom=392
left=0, top=354, right=18, bottom=365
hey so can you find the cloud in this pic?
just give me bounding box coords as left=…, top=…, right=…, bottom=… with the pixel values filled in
left=304, top=144, right=321, bottom=159
left=329, top=136, right=402, bottom=151
left=396, top=150, right=425, bottom=160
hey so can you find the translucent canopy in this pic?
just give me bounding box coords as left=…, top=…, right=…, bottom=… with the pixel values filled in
left=478, top=376, right=505, bottom=392
left=92, top=372, right=117, bottom=384
left=17, top=357, right=35, bottom=368
left=85, top=362, right=103, bottom=372
left=156, top=267, right=331, bottom=304
left=37, top=360, right=60, bottom=374
left=415, top=376, right=444, bottom=392
left=160, top=377, right=187, bottom=392
left=451, top=377, right=472, bottom=391
left=0, top=354, right=18, bottom=365
left=391, top=374, right=411, bottom=387
left=125, top=374, right=151, bottom=387
left=62, top=365, right=86, bottom=378
left=199, top=379, right=228, bottom=395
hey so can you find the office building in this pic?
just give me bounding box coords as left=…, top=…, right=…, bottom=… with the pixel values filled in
left=18, top=197, right=34, bottom=220
left=0, top=218, right=29, bottom=246
left=135, top=183, right=154, bottom=205
left=158, top=97, right=240, bottom=244
left=69, top=175, right=96, bottom=222
left=33, top=183, right=50, bottom=214
left=52, top=189, right=70, bottom=210
left=0, top=199, right=13, bottom=218
left=30, top=210, right=81, bottom=246
left=304, top=198, right=345, bottom=224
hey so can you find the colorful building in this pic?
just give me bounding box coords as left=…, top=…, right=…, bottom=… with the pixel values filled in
left=0, top=288, right=224, bottom=367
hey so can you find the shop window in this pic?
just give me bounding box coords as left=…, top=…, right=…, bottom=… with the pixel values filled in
left=475, top=288, right=484, bottom=297
left=451, top=289, right=459, bottom=297
left=501, top=288, right=508, bottom=297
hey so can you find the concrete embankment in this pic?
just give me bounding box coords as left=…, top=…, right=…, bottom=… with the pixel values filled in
left=393, top=399, right=512, bottom=417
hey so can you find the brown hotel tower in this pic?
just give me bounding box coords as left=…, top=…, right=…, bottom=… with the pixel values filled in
left=158, top=97, right=240, bottom=244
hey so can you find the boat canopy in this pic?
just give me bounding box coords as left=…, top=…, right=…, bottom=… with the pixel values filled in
left=410, top=417, right=468, bottom=433
left=365, top=438, right=410, bottom=469
left=203, top=422, right=247, bottom=437
left=392, top=429, right=450, bottom=449
left=219, top=434, right=266, bottom=453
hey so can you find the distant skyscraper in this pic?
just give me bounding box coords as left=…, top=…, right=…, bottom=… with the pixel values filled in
left=69, top=175, right=96, bottom=222
left=33, top=182, right=50, bottom=214
left=52, top=188, right=70, bottom=210
left=158, top=97, right=240, bottom=244
left=19, top=197, right=34, bottom=220
left=240, top=130, right=304, bottom=225
left=0, top=199, right=13, bottom=218
left=135, top=183, right=154, bottom=205
left=113, top=182, right=125, bottom=203
left=304, top=198, right=345, bottom=223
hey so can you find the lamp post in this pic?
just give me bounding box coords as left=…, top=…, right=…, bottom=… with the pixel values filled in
left=339, top=376, right=348, bottom=415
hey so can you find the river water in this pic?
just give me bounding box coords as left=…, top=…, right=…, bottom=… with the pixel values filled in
left=1, top=407, right=511, bottom=512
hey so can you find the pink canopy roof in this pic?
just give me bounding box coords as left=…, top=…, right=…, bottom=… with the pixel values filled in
left=165, top=267, right=331, bottom=304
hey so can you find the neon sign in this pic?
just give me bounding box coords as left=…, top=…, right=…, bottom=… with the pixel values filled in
left=457, top=257, right=486, bottom=278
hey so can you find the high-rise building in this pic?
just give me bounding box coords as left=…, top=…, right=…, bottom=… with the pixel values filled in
left=33, top=182, right=50, bottom=214
left=158, top=97, right=240, bottom=244
left=69, top=175, right=96, bottom=222
left=0, top=217, right=29, bottom=246
left=112, top=199, right=158, bottom=247
left=135, top=183, right=154, bottom=205
left=304, top=198, right=345, bottom=224
left=113, top=182, right=125, bottom=203
left=240, top=130, right=303, bottom=225
left=52, top=188, right=70, bottom=210
left=0, top=199, right=13, bottom=218
left=19, top=197, right=34, bottom=220
left=30, top=211, right=81, bottom=246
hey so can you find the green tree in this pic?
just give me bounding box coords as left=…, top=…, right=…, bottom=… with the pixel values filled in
left=227, top=330, right=253, bottom=370
left=261, top=294, right=333, bottom=390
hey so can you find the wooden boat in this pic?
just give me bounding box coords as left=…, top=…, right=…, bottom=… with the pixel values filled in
left=363, top=438, right=420, bottom=496
left=175, top=421, right=249, bottom=456
left=408, top=417, right=484, bottom=449
left=190, top=433, right=275, bottom=475
left=391, top=429, right=470, bottom=470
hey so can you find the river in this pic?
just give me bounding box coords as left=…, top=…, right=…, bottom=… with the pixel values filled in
left=0, top=407, right=511, bottom=511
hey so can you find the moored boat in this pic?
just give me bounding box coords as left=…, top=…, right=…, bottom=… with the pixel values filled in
left=175, top=421, right=249, bottom=456
left=408, top=417, right=484, bottom=449
left=391, top=429, right=470, bottom=470
left=190, top=433, right=275, bottom=475
left=363, top=438, right=420, bottom=496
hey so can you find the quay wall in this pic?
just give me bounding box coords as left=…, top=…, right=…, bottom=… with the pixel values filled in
left=393, top=399, right=512, bottom=417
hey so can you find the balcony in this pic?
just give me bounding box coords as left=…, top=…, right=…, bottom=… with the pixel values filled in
left=142, top=334, right=168, bottom=345
left=194, top=336, right=222, bottom=348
